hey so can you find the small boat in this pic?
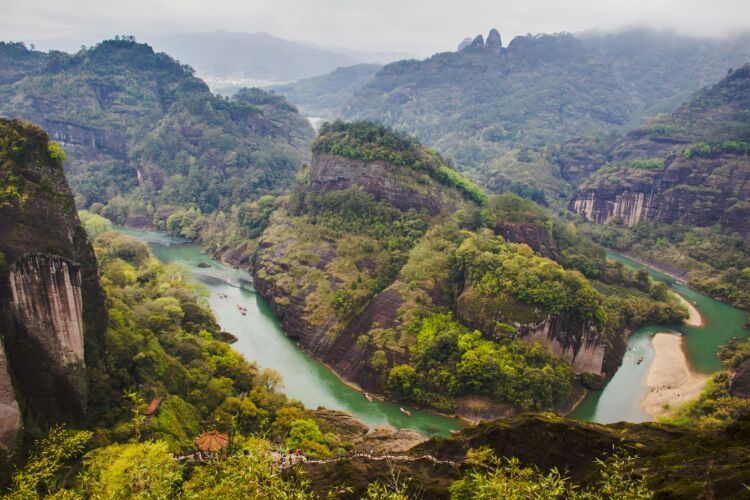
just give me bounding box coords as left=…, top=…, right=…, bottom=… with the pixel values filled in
left=449, top=429, right=460, bottom=435
left=400, top=407, right=411, bottom=417
left=637, top=356, right=644, bottom=365
left=364, top=392, right=373, bottom=402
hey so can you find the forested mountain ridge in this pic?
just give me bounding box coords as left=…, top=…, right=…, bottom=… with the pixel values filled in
left=251, top=121, right=686, bottom=419
left=336, top=29, right=750, bottom=201
left=267, top=64, right=383, bottom=120
left=567, top=64, right=750, bottom=309
left=0, top=38, right=315, bottom=227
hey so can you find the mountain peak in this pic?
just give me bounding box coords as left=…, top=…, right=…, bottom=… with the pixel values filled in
left=486, top=28, right=502, bottom=53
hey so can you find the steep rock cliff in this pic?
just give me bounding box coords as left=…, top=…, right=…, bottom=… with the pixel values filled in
left=0, top=119, right=107, bottom=450
left=456, top=286, right=607, bottom=375
left=252, top=123, right=631, bottom=415
left=569, top=65, right=750, bottom=234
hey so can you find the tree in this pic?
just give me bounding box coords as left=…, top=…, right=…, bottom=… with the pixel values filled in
left=386, top=365, right=419, bottom=400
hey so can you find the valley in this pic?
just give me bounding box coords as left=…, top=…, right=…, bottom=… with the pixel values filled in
left=116, top=225, right=463, bottom=436
left=2, top=17, right=750, bottom=497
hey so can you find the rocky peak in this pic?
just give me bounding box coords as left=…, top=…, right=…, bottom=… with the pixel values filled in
left=457, top=37, right=473, bottom=51
left=468, top=34, right=485, bottom=49
left=486, top=28, right=503, bottom=54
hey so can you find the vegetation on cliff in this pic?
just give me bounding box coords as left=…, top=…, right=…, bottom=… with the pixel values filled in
left=569, top=65, right=750, bottom=309
left=0, top=38, right=314, bottom=227
left=313, top=120, right=486, bottom=203
left=254, top=122, right=686, bottom=414
left=339, top=30, right=750, bottom=203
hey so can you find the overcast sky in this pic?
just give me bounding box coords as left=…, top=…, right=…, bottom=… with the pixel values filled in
left=4, top=0, right=750, bottom=55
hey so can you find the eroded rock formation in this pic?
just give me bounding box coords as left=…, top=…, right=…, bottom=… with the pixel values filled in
left=0, top=119, right=107, bottom=451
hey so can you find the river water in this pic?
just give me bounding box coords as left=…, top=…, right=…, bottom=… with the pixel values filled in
left=116, top=227, right=462, bottom=436
left=117, top=227, right=748, bottom=429
left=569, top=251, right=749, bottom=423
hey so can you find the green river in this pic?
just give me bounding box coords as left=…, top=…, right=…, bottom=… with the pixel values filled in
left=119, top=227, right=748, bottom=430
left=117, top=227, right=462, bottom=436
left=569, top=251, right=749, bottom=423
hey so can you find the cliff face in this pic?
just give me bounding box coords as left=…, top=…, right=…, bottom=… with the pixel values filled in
left=252, top=148, right=468, bottom=392
left=569, top=65, right=750, bottom=234
left=0, top=119, right=107, bottom=450
left=253, top=125, right=615, bottom=413
left=310, top=153, right=462, bottom=216
left=456, top=286, right=607, bottom=375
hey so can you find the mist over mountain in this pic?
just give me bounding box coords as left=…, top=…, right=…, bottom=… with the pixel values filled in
left=147, top=31, right=411, bottom=86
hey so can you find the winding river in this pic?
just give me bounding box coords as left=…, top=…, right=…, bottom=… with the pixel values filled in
left=116, top=227, right=462, bottom=437
left=569, top=251, right=749, bottom=423
left=118, top=227, right=748, bottom=430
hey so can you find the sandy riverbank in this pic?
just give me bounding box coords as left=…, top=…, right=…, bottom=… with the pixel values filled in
left=642, top=333, right=708, bottom=419
left=674, top=292, right=703, bottom=327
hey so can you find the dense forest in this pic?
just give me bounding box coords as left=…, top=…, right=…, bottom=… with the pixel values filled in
left=251, top=121, right=687, bottom=417
left=0, top=39, right=314, bottom=227
left=2, top=18, right=750, bottom=496
left=566, top=64, right=750, bottom=310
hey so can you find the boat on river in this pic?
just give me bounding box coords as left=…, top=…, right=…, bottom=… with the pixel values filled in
left=364, top=392, right=373, bottom=402
left=400, top=407, right=411, bottom=416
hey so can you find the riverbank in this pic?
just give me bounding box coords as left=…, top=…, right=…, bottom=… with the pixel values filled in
left=642, top=333, right=709, bottom=419
left=674, top=292, right=703, bottom=327
left=606, top=249, right=687, bottom=283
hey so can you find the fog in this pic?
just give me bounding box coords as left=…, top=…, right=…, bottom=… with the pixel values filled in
left=4, top=0, right=750, bottom=56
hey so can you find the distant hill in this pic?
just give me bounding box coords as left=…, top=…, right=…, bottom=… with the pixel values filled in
left=340, top=29, right=750, bottom=201
left=267, top=64, right=383, bottom=119
left=148, top=31, right=406, bottom=86
left=0, top=39, right=315, bottom=226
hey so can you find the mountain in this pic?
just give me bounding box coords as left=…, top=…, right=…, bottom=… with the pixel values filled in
left=1, top=125, right=746, bottom=499
left=567, top=64, right=750, bottom=309
left=340, top=29, right=750, bottom=201
left=149, top=31, right=400, bottom=85
left=251, top=121, right=685, bottom=418
left=569, top=64, right=750, bottom=233
left=267, top=63, right=383, bottom=120
left=0, top=119, right=107, bottom=454
left=0, top=38, right=315, bottom=228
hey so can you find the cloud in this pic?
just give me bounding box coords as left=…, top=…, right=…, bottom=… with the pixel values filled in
left=4, top=0, right=750, bottom=55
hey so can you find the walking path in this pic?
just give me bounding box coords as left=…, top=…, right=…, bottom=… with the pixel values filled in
left=176, top=449, right=468, bottom=470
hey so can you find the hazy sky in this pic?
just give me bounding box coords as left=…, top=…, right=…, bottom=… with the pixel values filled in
left=4, top=0, right=750, bottom=55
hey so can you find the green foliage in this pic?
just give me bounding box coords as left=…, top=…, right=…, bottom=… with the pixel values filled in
left=662, top=337, right=750, bottom=427
left=87, top=231, right=302, bottom=449
left=481, top=193, right=550, bottom=227
left=181, top=436, right=313, bottom=498
left=78, top=210, right=112, bottom=238
left=313, top=120, right=486, bottom=203
left=6, top=426, right=92, bottom=499
left=78, top=441, right=181, bottom=498
left=284, top=419, right=336, bottom=458
left=0, top=39, right=313, bottom=220
left=456, top=233, right=606, bottom=322
left=582, top=221, right=750, bottom=310
left=47, top=141, right=67, bottom=164
left=400, top=314, right=573, bottom=410
left=344, top=32, right=750, bottom=203
left=627, top=159, right=664, bottom=170
left=450, top=449, right=652, bottom=499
